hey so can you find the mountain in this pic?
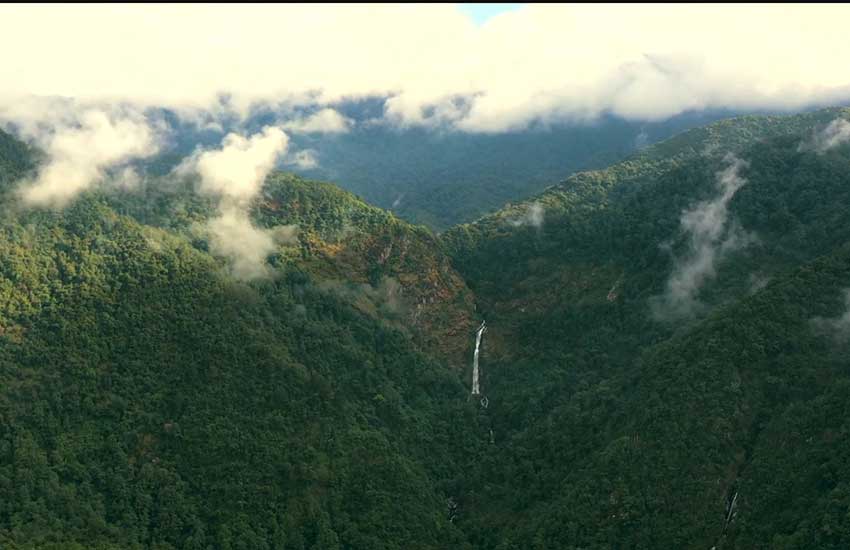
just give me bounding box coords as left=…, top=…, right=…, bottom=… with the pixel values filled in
left=0, top=129, right=35, bottom=188
left=0, top=141, right=483, bottom=549
left=2, top=105, right=850, bottom=549
left=441, top=106, right=850, bottom=549
left=286, top=107, right=742, bottom=229
left=157, top=100, right=747, bottom=230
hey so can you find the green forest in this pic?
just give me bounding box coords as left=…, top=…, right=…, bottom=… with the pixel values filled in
left=2, top=106, right=850, bottom=549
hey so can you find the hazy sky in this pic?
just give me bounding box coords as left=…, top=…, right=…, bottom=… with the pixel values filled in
left=2, top=3, right=850, bottom=131
left=458, top=3, right=523, bottom=25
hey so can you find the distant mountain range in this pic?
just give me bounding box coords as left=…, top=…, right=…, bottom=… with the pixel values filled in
left=150, top=99, right=757, bottom=229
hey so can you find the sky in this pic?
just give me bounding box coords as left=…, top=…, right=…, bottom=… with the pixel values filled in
left=2, top=4, right=850, bottom=132
left=458, top=3, right=523, bottom=25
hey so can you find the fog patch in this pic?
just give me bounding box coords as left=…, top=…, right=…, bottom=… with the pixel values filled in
left=747, top=273, right=771, bottom=295
left=177, top=126, right=289, bottom=280
left=651, top=154, right=755, bottom=320
left=285, top=149, right=319, bottom=170
left=206, top=205, right=276, bottom=280
left=810, top=290, right=850, bottom=344
left=798, top=118, right=850, bottom=153
left=283, top=108, right=351, bottom=134
left=0, top=99, right=164, bottom=207
left=509, top=202, right=544, bottom=228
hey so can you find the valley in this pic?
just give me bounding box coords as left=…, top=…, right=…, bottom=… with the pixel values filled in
left=1, top=107, right=850, bottom=548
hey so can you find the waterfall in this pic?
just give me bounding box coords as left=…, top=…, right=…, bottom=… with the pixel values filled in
left=472, top=320, right=486, bottom=395
left=722, top=491, right=738, bottom=534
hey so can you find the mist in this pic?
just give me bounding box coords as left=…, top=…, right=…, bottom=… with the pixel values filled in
left=651, top=154, right=754, bottom=320
left=0, top=100, right=163, bottom=207
left=811, top=290, right=850, bottom=343
left=178, top=126, right=289, bottom=280
left=509, top=202, right=544, bottom=228
left=799, top=118, right=850, bottom=153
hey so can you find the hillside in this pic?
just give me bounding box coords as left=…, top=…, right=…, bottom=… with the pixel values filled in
left=2, top=105, right=850, bottom=549
left=291, top=109, right=731, bottom=230
left=441, top=106, right=850, bottom=548
left=164, top=103, right=741, bottom=230
left=0, top=137, right=484, bottom=550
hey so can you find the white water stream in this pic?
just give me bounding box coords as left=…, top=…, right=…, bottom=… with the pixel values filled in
left=471, top=320, right=486, bottom=395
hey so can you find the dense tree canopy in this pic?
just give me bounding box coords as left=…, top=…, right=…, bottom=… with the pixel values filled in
left=2, top=106, right=850, bottom=548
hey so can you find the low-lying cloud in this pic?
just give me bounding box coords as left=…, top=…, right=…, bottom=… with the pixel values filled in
left=283, top=108, right=351, bottom=134
left=799, top=118, right=850, bottom=153
left=0, top=100, right=163, bottom=207
left=186, top=126, right=288, bottom=202
left=285, top=149, right=319, bottom=170
left=319, top=276, right=407, bottom=319
left=179, top=126, right=289, bottom=279
left=651, top=154, right=754, bottom=320
left=811, top=290, right=850, bottom=343
left=206, top=205, right=276, bottom=280
left=509, top=202, right=544, bottom=228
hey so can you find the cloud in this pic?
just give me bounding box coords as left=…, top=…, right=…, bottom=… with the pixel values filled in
left=0, top=100, right=162, bottom=207
left=179, top=126, right=289, bottom=280
left=509, top=202, right=544, bottom=228
left=114, top=166, right=143, bottom=191
left=651, top=154, right=755, bottom=320
left=206, top=205, right=277, bottom=280
left=283, top=108, right=351, bottom=134
left=747, top=273, right=771, bottom=295
left=1, top=5, right=850, bottom=131
left=186, top=126, right=288, bottom=202
left=811, top=290, right=850, bottom=343
left=527, top=203, right=544, bottom=228
left=634, top=128, right=650, bottom=150
left=799, top=118, right=850, bottom=153
left=285, top=149, right=319, bottom=170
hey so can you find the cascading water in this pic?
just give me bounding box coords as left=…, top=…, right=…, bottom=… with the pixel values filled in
left=471, top=320, right=486, bottom=395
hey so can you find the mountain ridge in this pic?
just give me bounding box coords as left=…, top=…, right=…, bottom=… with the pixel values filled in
left=2, top=105, right=850, bottom=548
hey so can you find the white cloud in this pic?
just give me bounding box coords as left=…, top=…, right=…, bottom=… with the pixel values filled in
left=0, top=101, right=162, bottom=207
left=207, top=205, right=276, bottom=281
left=114, top=166, right=143, bottom=191
left=185, top=126, right=288, bottom=202
left=1, top=4, right=849, bottom=131
left=634, top=128, right=650, bottom=150
left=283, top=108, right=351, bottom=134
left=811, top=290, right=850, bottom=343
left=285, top=149, right=319, bottom=170
left=799, top=118, right=850, bottom=153
left=179, top=127, right=289, bottom=280
left=651, top=154, right=755, bottom=320
left=509, top=202, right=544, bottom=228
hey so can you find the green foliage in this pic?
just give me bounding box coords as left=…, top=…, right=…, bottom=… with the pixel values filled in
left=3, top=106, right=850, bottom=549
left=0, top=179, right=483, bottom=548
left=298, top=110, right=738, bottom=229
left=441, top=107, right=850, bottom=548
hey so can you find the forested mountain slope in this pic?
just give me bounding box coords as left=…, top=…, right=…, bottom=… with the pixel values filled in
left=442, top=107, right=850, bottom=548
left=2, top=105, right=850, bottom=549
left=160, top=102, right=741, bottom=230
left=105, top=171, right=477, bottom=366
left=290, top=108, right=736, bottom=229
left=0, top=139, right=483, bottom=549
